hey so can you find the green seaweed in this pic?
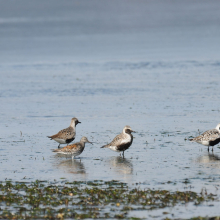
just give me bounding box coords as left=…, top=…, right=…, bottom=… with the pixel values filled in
left=0, top=180, right=218, bottom=219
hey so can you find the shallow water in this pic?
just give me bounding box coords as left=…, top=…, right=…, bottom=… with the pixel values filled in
left=1, top=0, right=220, bottom=219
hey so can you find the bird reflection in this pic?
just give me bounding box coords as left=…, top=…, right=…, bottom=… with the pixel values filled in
left=54, top=154, right=86, bottom=174
left=108, top=156, right=133, bottom=175
left=195, top=152, right=220, bottom=168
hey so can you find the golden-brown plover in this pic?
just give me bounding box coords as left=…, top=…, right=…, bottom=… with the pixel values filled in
left=52, top=136, right=93, bottom=159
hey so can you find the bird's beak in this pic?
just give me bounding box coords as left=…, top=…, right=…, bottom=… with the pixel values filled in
left=131, top=130, right=136, bottom=133
left=88, top=141, right=93, bottom=145
left=78, top=121, right=81, bottom=124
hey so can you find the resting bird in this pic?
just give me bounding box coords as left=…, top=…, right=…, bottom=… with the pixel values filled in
left=189, top=123, right=220, bottom=152
left=101, top=125, right=135, bottom=158
left=47, top=117, right=81, bottom=148
left=53, top=136, right=93, bottom=159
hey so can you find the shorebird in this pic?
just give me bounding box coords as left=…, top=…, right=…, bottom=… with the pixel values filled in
left=101, top=125, right=135, bottom=158
left=189, top=123, right=220, bottom=152
left=52, top=136, right=93, bottom=159
left=47, top=118, right=81, bottom=148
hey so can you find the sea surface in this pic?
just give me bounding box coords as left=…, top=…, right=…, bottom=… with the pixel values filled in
left=1, top=0, right=220, bottom=218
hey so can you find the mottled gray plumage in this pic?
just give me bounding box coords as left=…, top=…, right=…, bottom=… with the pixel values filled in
left=53, top=136, right=92, bottom=159
left=48, top=117, right=81, bottom=148
left=103, top=133, right=129, bottom=148
left=190, top=123, right=220, bottom=151
left=101, top=125, right=135, bottom=158
left=53, top=126, right=75, bottom=140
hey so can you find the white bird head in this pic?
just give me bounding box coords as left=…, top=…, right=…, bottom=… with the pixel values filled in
left=70, top=117, right=81, bottom=127
left=216, top=123, right=220, bottom=132
left=123, top=125, right=135, bottom=134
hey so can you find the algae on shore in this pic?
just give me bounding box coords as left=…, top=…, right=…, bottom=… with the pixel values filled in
left=0, top=180, right=218, bottom=219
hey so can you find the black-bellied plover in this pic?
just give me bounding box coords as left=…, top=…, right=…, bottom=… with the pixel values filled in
left=190, top=123, right=220, bottom=152
left=48, top=118, right=81, bottom=148
left=52, top=136, right=93, bottom=159
left=101, top=125, right=135, bottom=158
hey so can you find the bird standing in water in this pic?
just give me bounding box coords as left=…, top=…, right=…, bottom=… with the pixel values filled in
left=190, top=123, right=220, bottom=152
left=48, top=117, right=81, bottom=148
left=101, top=125, right=135, bottom=158
left=53, top=136, right=93, bottom=159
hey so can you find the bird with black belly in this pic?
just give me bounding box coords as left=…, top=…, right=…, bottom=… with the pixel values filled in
left=101, top=125, right=135, bottom=158
left=47, top=117, right=81, bottom=148
left=190, top=123, right=220, bottom=152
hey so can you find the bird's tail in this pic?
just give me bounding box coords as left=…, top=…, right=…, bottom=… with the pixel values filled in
left=101, top=144, right=108, bottom=148
left=47, top=134, right=57, bottom=139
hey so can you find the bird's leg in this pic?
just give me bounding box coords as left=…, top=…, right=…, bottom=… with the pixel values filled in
left=208, top=146, right=209, bottom=152
left=123, top=151, right=125, bottom=159
left=72, top=155, right=75, bottom=160
left=58, top=144, right=60, bottom=148
left=212, top=146, right=214, bottom=152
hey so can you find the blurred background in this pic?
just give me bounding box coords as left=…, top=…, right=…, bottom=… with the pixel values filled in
left=1, top=0, right=220, bottom=64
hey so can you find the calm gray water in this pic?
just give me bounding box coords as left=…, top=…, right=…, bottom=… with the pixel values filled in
left=1, top=0, right=220, bottom=218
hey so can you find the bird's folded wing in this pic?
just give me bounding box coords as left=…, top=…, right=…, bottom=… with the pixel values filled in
left=199, top=129, right=220, bottom=141
left=109, top=134, right=126, bottom=146
left=207, top=130, right=220, bottom=141
left=54, top=127, right=75, bottom=139
left=59, top=144, right=79, bottom=153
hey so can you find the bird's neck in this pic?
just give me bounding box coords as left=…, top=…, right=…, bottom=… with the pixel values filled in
left=124, top=131, right=132, bottom=139
left=80, top=141, right=86, bottom=147
left=70, top=123, right=76, bottom=129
